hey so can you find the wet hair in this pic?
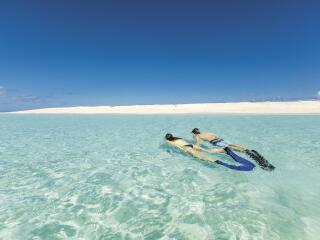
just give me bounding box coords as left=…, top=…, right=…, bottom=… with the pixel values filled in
left=192, top=128, right=200, bottom=134
left=165, top=133, right=181, bottom=141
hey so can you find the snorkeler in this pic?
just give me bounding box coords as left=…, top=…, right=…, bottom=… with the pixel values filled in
left=165, top=133, right=255, bottom=171
left=191, top=128, right=275, bottom=171
left=165, top=133, right=224, bottom=162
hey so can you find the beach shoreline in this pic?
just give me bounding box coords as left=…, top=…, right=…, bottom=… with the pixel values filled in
left=7, top=100, right=320, bottom=114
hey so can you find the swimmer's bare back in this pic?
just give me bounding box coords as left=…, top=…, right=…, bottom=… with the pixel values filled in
left=200, top=132, right=219, bottom=141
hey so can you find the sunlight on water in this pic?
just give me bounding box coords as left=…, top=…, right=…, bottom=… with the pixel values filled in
left=0, top=115, right=319, bottom=239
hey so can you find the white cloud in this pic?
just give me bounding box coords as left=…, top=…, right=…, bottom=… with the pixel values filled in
left=0, top=86, right=46, bottom=111
left=317, top=90, right=320, bottom=99
left=0, top=86, right=41, bottom=103
left=20, top=95, right=41, bottom=102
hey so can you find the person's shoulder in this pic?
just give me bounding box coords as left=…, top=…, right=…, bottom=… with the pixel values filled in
left=198, top=133, right=206, bottom=138
left=205, top=132, right=214, bottom=136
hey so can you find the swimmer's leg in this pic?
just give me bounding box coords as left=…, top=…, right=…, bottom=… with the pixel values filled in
left=192, top=145, right=225, bottom=154
left=222, top=147, right=255, bottom=171
left=185, top=147, right=218, bottom=164
left=207, top=148, right=226, bottom=153
left=216, top=160, right=255, bottom=171
left=228, top=144, right=248, bottom=152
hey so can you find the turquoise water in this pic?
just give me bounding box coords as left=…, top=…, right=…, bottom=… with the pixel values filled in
left=0, top=115, right=319, bottom=240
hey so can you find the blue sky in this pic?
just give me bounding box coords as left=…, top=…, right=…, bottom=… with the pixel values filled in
left=1, top=0, right=320, bottom=111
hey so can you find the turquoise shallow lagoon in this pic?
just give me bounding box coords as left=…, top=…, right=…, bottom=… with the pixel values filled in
left=0, top=115, right=319, bottom=239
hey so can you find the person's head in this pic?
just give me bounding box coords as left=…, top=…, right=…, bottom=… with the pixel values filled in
left=192, top=128, right=200, bottom=135
left=165, top=133, right=174, bottom=141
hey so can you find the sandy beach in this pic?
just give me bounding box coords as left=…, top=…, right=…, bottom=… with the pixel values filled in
left=10, top=100, right=320, bottom=114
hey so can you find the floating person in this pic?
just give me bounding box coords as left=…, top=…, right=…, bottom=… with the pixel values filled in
left=191, top=128, right=275, bottom=171
left=165, top=133, right=255, bottom=171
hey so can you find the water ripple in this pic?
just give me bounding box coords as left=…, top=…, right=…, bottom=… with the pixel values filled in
left=0, top=115, right=319, bottom=239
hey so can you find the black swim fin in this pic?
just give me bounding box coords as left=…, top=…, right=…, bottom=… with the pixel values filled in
left=251, top=150, right=275, bottom=171
left=245, top=150, right=275, bottom=171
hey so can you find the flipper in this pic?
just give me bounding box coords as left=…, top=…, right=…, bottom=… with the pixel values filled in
left=251, top=150, right=275, bottom=170
left=219, top=147, right=255, bottom=171
left=245, top=150, right=275, bottom=171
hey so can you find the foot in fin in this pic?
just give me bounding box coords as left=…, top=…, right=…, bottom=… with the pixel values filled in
left=245, top=150, right=275, bottom=171
left=251, top=150, right=275, bottom=171
left=223, top=147, right=230, bottom=154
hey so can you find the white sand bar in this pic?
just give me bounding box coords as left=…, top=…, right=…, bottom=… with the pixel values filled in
left=10, top=100, right=320, bottom=114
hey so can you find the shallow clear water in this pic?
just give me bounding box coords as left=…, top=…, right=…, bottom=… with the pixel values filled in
left=0, top=115, right=319, bottom=240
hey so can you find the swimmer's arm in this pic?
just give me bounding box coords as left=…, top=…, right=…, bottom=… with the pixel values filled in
left=193, top=134, right=201, bottom=146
